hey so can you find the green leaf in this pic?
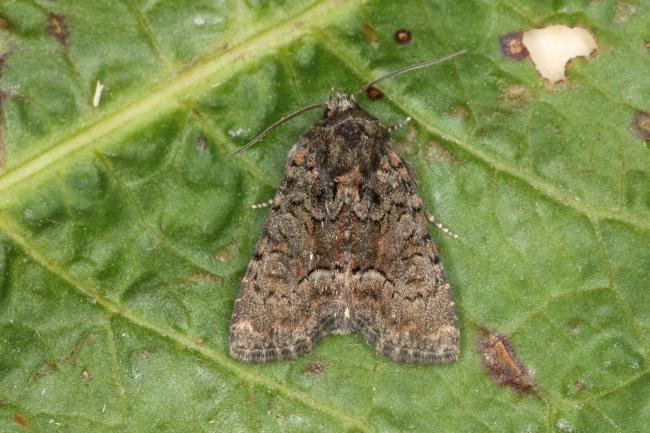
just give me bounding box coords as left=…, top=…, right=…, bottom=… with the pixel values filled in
left=0, top=1, right=648, bottom=432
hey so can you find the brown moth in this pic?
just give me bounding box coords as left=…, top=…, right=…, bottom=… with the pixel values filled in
left=229, top=53, right=464, bottom=363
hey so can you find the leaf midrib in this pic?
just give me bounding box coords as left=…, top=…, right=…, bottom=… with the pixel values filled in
left=0, top=0, right=362, bottom=197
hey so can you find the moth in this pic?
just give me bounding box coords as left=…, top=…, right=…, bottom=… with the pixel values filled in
left=229, top=52, right=465, bottom=363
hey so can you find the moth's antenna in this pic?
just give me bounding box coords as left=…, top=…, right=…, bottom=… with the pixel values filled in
left=231, top=102, right=326, bottom=155
left=353, top=49, right=467, bottom=97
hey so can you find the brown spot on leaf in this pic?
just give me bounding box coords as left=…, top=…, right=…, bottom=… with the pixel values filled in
left=477, top=327, right=536, bottom=394
left=82, top=368, right=92, bottom=383
left=30, top=362, right=59, bottom=381
left=13, top=412, right=29, bottom=429
left=394, top=29, right=412, bottom=45
left=190, top=107, right=203, bottom=119
left=214, top=239, right=239, bottom=264
left=424, top=140, right=460, bottom=164
left=133, top=349, right=154, bottom=360
left=567, top=318, right=582, bottom=331
left=0, top=54, right=9, bottom=74
left=500, top=32, right=529, bottom=60
left=366, top=86, right=384, bottom=101
left=305, top=360, right=327, bottom=374
left=614, top=2, right=637, bottom=24
left=361, top=23, right=380, bottom=45
left=62, top=333, right=97, bottom=366
left=574, top=379, right=587, bottom=393
left=0, top=15, right=10, bottom=30
left=451, top=105, right=470, bottom=120
left=214, top=252, right=228, bottom=263
left=393, top=127, right=418, bottom=156
left=632, top=111, right=650, bottom=142
left=47, top=13, right=69, bottom=48
left=424, top=140, right=458, bottom=163
left=500, top=84, right=530, bottom=108
left=196, top=136, right=207, bottom=152
left=187, top=272, right=220, bottom=284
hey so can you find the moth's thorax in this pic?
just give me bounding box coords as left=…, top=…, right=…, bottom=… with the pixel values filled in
left=303, top=91, right=389, bottom=177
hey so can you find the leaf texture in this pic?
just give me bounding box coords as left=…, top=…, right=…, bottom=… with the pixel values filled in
left=0, top=1, right=648, bottom=432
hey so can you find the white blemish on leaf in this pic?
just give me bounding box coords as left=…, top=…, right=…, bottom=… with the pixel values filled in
left=522, top=25, right=597, bottom=84
left=228, top=127, right=249, bottom=138
left=614, top=2, right=637, bottom=24
left=555, top=418, right=574, bottom=432
left=92, top=80, right=104, bottom=107
left=193, top=15, right=224, bottom=26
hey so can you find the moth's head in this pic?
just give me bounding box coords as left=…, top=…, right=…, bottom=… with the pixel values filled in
left=319, top=90, right=382, bottom=147
left=324, top=90, right=357, bottom=118
left=308, top=90, right=387, bottom=177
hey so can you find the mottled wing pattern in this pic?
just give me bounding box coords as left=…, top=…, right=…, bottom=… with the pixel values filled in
left=229, top=144, right=346, bottom=362
left=350, top=153, right=459, bottom=363
left=230, top=94, right=459, bottom=364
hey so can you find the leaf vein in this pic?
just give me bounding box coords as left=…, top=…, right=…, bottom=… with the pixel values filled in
left=0, top=0, right=364, bottom=196
left=0, top=213, right=375, bottom=433
left=94, top=151, right=226, bottom=280
left=119, top=0, right=173, bottom=67
left=589, top=219, right=650, bottom=336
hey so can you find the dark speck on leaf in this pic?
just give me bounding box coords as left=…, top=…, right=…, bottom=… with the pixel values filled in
left=13, top=412, right=29, bottom=429
left=632, top=111, right=650, bottom=143
left=362, top=23, right=380, bottom=45
left=304, top=360, right=327, bottom=374
left=394, top=29, right=412, bottom=44
left=29, top=362, right=58, bottom=381
left=477, top=327, right=536, bottom=394
left=196, top=136, right=207, bottom=152
left=499, top=32, right=529, bottom=60
left=47, top=13, right=69, bottom=48
left=567, top=319, right=581, bottom=331
left=0, top=15, right=10, bottom=30
left=0, top=47, right=14, bottom=74
left=366, top=86, right=384, bottom=101
left=574, top=379, right=587, bottom=393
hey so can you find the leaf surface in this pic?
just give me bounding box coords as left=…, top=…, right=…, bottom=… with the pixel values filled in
left=0, top=1, right=648, bottom=432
